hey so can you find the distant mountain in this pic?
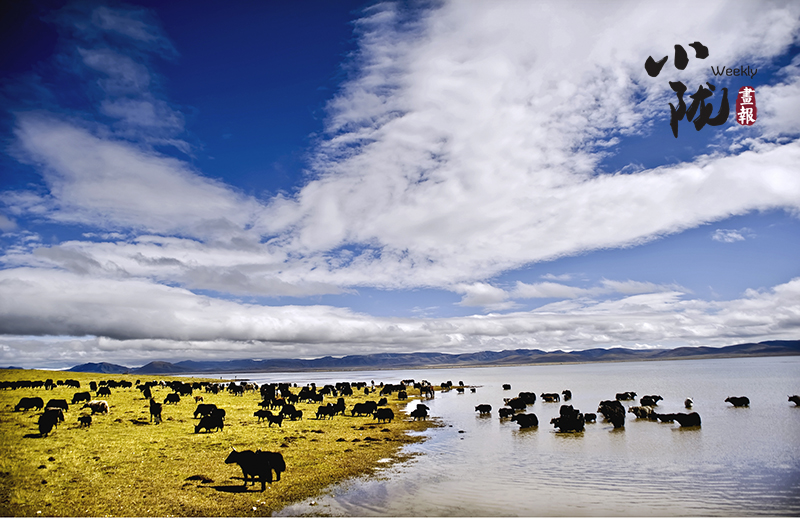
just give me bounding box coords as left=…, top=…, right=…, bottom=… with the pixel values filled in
left=68, top=362, right=130, bottom=374
left=133, top=361, right=194, bottom=374
left=66, top=340, right=800, bottom=375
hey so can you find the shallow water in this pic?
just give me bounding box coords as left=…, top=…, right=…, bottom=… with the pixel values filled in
left=228, top=356, right=800, bottom=516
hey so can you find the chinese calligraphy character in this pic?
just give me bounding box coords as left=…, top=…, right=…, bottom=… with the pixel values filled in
left=668, top=81, right=729, bottom=137
left=646, top=42, right=729, bottom=137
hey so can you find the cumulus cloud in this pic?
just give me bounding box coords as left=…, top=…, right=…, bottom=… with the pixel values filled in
left=252, top=0, right=800, bottom=288
left=712, top=228, right=755, bottom=242
left=0, top=267, right=798, bottom=367
left=11, top=114, right=261, bottom=238
left=6, top=1, right=800, bottom=293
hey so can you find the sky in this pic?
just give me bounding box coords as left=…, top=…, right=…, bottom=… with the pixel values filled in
left=1, top=0, right=799, bottom=369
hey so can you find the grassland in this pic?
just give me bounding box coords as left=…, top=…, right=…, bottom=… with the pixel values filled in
left=0, top=369, right=440, bottom=517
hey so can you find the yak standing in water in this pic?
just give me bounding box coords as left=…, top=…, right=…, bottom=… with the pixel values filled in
left=673, top=412, right=701, bottom=427
left=725, top=396, right=750, bottom=407
left=551, top=405, right=585, bottom=432
left=598, top=400, right=625, bottom=428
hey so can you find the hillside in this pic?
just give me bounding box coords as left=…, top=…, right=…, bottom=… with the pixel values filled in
left=64, top=339, right=800, bottom=374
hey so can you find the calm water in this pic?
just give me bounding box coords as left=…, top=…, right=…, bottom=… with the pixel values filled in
left=222, top=356, right=799, bottom=516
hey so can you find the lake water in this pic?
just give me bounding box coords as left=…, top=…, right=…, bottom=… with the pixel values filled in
left=220, top=356, right=800, bottom=516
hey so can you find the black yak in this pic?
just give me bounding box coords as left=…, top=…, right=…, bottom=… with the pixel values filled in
left=725, top=396, right=750, bottom=407
left=224, top=448, right=286, bottom=491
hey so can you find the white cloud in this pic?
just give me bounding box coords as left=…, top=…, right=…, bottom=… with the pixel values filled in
left=541, top=273, right=574, bottom=282
left=11, top=114, right=261, bottom=239
left=7, top=1, right=800, bottom=294
left=0, top=267, right=797, bottom=367
left=454, top=282, right=515, bottom=310
left=712, top=228, right=755, bottom=242
left=0, top=214, right=17, bottom=233
left=512, top=281, right=590, bottom=300
left=253, top=0, right=800, bottom=288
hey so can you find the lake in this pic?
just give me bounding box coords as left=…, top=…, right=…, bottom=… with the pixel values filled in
left=220, top=356, right=800, bottom=516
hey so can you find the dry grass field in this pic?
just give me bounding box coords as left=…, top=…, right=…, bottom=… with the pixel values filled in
left=0, top=369, right=439, bottom=517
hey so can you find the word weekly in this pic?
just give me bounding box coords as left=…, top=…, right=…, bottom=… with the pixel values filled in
left=645, top=42, right=729, bottom=138
left=711, top=66, right=758, bottom=79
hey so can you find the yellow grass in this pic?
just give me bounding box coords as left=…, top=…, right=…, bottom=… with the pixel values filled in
left=0, top=369, right=440, bottom=517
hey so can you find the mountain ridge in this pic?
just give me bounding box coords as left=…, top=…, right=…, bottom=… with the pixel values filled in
left=63, top=340, right=800, bottom=374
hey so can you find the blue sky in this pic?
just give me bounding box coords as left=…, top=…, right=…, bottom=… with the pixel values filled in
left=1, top=0, right=799, bottom=368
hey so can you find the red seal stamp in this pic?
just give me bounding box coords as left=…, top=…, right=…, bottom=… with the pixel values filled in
left=735, top=86, right=756, bottom=126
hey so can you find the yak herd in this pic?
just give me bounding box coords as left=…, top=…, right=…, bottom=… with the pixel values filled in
left=472, top=387, right=799, bottom=432
left=6, top=374, right=800, bottom=492
left=6, top=375, right=437, bottom=492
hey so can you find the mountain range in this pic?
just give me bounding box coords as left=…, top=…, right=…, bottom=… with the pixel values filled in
left=65, top=340, right=800, bottom=375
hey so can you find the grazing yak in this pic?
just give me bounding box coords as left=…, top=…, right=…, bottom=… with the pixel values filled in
left=224, top=448, right=286, bottom=491
left=278, top=404, right=297, bottom=418
left=725, top=396, right=750, bottom=407
left=562, top=390, right=572, bottom=401
left=517, top=392, right=537, bottom=405
left=316, top=404, right=335, bottom=420
left=502, top=384, right=512, bottom=391
left=551, top=405, right=585, bottom=432
left=789, top=395, right=800, bottom=406
left=164, top=393, right=181, bottom=405
left=397, top=390, right=408, bottom=400
left=583, top=413, right=597, bottom=422
left=254, top=410, right=273, bottom=422
left=193, top=403, right=218, bottom=418
left=97, top=387, right=112, bottom=397
left=266, top=414, right=283, bottom=427
left=195, top=413, right=224, bottom=433
left=38, top=411, right=60, bottom=437
left=45, top=399, right=69, bottom=412
left=475, top=404, right=492, bottom=415
left=615, top=392, right=637, bottom=401
left=78, top=415, right=92, bottom=427
left=640, top=395, right=663, bottom=407
left=540, top=392, right=560, bottom=403
left=81, top=400, right=109, bottom=414
left=331, top=398, right=346, bottom=416
left=149, top=399, right=162, bottom=424
left=410, top=404, right=429, bottom=421
left=72, top=391, right=92, bottom=404
left=352, top=401, right=378, bottom=417
left=373, top=408, right=394, bottom=423
left=41, top=408, right=65, bottom=427
left=510, top=413, right=538, bottom=428
left=498, top=408, right=515, bottom=419
left=283, top=408, right=303, bottom=421
left=673, top=412, right=701, bottom=427
left=597, top=400, right=626, bottom=428
left=15, top=397, right=44, bottom=412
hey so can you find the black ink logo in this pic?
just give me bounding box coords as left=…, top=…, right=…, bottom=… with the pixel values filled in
left=645, top=42, right=729, bottom=138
